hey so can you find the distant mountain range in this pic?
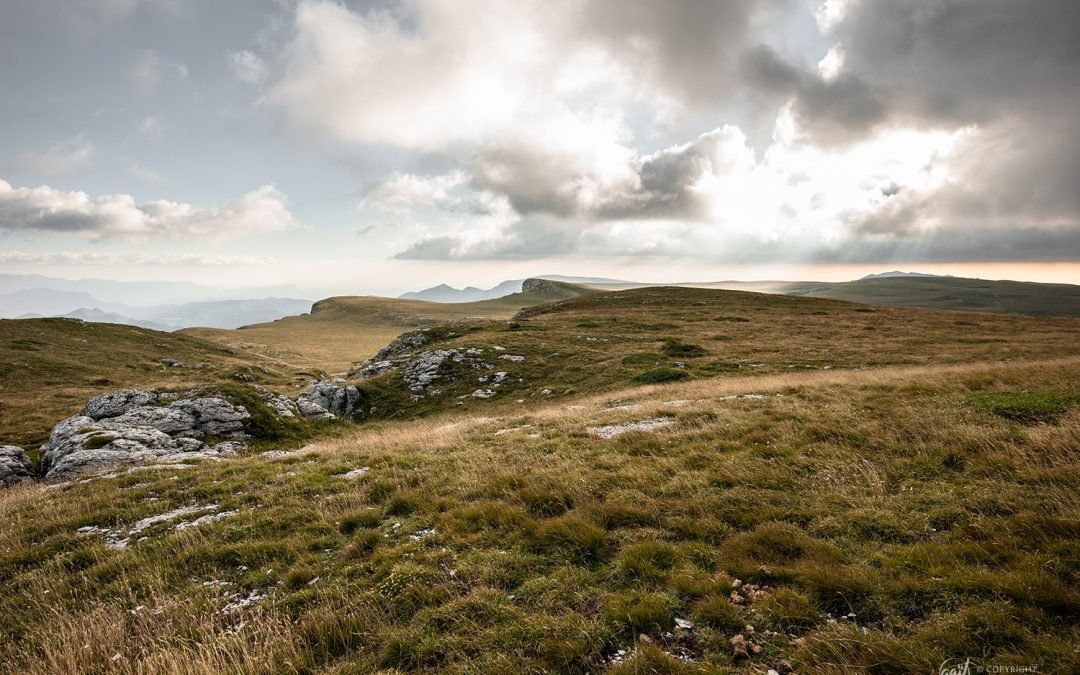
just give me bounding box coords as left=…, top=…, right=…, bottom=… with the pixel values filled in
left=0, top=286, right=313, bottom=330
left=859, top=271, right=942, bottom=280
left=399, top=275, right=627, bottom=303
left=401, top=272, right=1080, bottom=317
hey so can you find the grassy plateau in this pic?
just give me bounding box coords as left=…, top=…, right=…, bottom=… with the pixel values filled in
left=1, top=285, right=1078, bottom=673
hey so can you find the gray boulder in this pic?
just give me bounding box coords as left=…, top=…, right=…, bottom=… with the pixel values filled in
left=40, top=389, right=252, bottom=480
left=255, top=387, right=300, bottom=418
left=297, top=378, right=361, bottom=419
left=168, top=397, right=249, bottom=437
left=404, top=349, right=465, bottom=393
left=0, top=446, right=34, bottom=486
left=40, top=415, right=243, bottom=481
left=82, top=389, right=160, bottom=420
left=356, top=359, right=395, bottom=380
left=371, top=329, right=433, bottom=362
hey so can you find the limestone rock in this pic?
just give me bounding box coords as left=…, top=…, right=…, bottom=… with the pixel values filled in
left=254, top=387, right=300, bottom=418
left=371, top=329, right=433, bottom=362
left=297, top=379, right=361, bottom=419
left=0, top=446, right=34, bottom=486
left=403, top=349, right=464, bottom=393
left=40, top=389, right=251, bottom=480
left=356, top=359, right=395, bottom=380
left=82, top=389, right=160, bottom=420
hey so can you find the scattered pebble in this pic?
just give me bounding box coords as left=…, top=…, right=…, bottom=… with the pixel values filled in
left=336, top=467, right=370, bottom=480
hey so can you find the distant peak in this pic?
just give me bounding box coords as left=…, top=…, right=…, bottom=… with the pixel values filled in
left=860, top=271, right=940, bottom=280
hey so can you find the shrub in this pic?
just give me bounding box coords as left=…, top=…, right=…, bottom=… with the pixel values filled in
left=617, top=541, right=681, bottom=582
left=634, top=368, right=689, bottom=384
left=338, top=508, right=382, bottom=534
left=533, top=513, right=608, bottom=563
left=692, top=596, right=744, bottom=631
left=659, top=339, right=707, bottom=357
left=605, top=591, right=676, bottom=636
left=760, top=588, right=822, bottom=632
left=622, top=353, right=666, bottom=366
left=967, top=391, right=1079, bottom=423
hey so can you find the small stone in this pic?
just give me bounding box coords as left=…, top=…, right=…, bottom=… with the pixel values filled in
left=730, top=634, right=750, bottom=660
left=638, top=634, right=653, bottom=645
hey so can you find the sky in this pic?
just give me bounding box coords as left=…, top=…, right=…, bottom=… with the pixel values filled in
left=1, top=0, right=1079, bottom=294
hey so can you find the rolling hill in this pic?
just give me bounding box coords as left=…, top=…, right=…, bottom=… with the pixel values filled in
left=588, top=275, right=1080, bottom=317
left=2, top=285, right=1077, bottom=672
left=0, top=318, right=290, bottom=449
left=184, top=278, right=590, bottom=372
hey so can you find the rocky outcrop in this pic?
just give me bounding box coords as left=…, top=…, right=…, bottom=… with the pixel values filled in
left=403, top=349, right=466, bottom=393
left=297, top=379, right=361, bottom=419
left=254, top=387, right=300, bottom=418
left=39, top=389, right=252, bottom=481
left=0, top=446, right=34, bottom=486
left=371, top=329, right=435, bottom=362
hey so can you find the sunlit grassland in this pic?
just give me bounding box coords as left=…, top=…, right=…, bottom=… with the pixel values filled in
left=2, top=357, right=1077, bottom=673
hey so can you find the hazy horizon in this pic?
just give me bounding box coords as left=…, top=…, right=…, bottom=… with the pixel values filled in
left=2, top=1, right=1079, bottom=289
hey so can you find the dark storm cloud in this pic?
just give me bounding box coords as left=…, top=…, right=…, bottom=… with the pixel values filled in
left=578, top=0, right=790, bottom=102
left=733, top=0, right=1080, bottom=253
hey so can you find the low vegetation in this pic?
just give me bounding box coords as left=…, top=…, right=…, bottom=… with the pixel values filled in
left=2, top=357, right=1077, bottom=672
left=0, top=318, right=290, bottom=449
left=1, top=285, right=1078, bottom=672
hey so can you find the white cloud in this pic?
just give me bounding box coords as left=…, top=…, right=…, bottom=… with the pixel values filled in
left=268, top=0, right=655, bottom=150
left=0, top=179, right=295, bottom=240
left=228, top=50, right=267, bottom=85
left=396, top=108, right=972, bottom=261
left=366, top=171, right=469, bottom=212
left=0, top=250, right=278, bottom=266
left=131, top=49, right=188, bottom=94
left=11, top=135, right=96, bottom=176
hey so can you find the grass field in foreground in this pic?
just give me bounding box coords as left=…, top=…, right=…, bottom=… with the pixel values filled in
left=1, top=357, right=1077, bottom=673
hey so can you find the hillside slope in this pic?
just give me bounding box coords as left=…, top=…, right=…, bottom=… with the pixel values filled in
left=1, top=330, right=1077, bottom=671
left=184, top=279, right=591, bottom=372
left=0, top=318, right=287, bottom=448
left=344, top=286, right=1080, bottom=421
left=588, top=276, right=1080, bottom=317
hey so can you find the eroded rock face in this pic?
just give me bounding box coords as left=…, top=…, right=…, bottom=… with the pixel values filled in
left=297, top=379, right=361, bottom=419
left=371, top=329, right=434, bottom=362
left=40, top=390, right=252, bottom=481
left=0, top=446, right=34, bottom=486
left=404, top=349, right=465, bottom=393
left=254, top=387, right=300, bottom=418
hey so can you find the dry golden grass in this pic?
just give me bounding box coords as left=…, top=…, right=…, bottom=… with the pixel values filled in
left=2, top=287, right=1078, bottom=673
left=184, top=285, right=585, bottom=372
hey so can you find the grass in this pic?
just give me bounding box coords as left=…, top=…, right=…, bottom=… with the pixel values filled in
left=0, top=285, right=1078, bottom=672
left=0, top=318, right=291, bottom=449
left=1, top=355, right=1077, bottom=672
left=183, top=280, right=591, bottom=373
left=967, top=390, right=1080, bottom=423
left=345, top=286, right=1080, bottom=423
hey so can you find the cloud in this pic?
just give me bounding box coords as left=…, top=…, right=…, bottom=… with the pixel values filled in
left=10, top=135, right=96, bottom=176
left=131, top=49, right=188, bottom=94
left=0, top=250, right=278, bottom=266
left=739, top=0, right=1080, bottom=238
left=267, top=0, right=781, bottom=150
left=0, top=179, right=296, bottom=240
left=228, top=50, right=267, bottom=85
left=264, top=0, right=1080, bottom=267
left=366, top=171, right=469, bottom=212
